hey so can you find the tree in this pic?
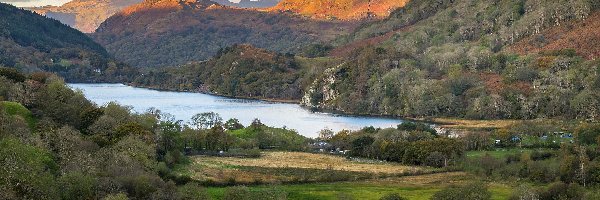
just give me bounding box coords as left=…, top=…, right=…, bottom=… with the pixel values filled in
left=351, top=135, right=375, bottom=158
left=0, top=67, right=26, bottom=82
left=224, top=118, right=244, bottom=130
left=318, top=128, right=334, bottom=141
left=575, top=124, right=600, bottom=145
left=206, top=123, right=232, bottom=151
left=191, top=112, right=222, bottom=130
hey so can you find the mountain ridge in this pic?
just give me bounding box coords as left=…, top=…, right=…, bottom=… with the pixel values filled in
left=268, top=0, right=409, bottom=20
left=27, top=0, right=143, bottom=33
left=0, top=2, right=136, bottom=82
left=92, top=0, right=355, bottom=67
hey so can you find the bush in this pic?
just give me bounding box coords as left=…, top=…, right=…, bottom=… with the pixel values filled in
left=102, top=193, right=129, bottom=200
left=177, top=182, right=210, bottom=200
left=432, top=182, right=491, bottom=200
left=538, top=182, right=584, bottom=200
left=0, top=67, right=26, bottom=82
left=224, top=186, right=251, bottom=200
left=509, top=185, right=539, bottom=200
left=59, top=172, right=98, bottom=200
left=380, top=193, right=407, bottom=200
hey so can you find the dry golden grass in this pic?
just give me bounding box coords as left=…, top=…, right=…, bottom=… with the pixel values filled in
left=194, top=151, right=423, bottom=174
left=424, top=118, right=520, bottom=129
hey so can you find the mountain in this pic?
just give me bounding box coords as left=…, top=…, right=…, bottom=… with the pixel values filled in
left=211, top=0, right=279, bottom=8
left=131, top=0, right=600, bottom=121
left=92, top=0, right=354, bottom=67
left=269, top=0, right=409, bottom=20
left=302, top=0, right=600, bottom=120
left=27, top=0, right=143, bottom=33
left=0, top=3, right=136, bottom=82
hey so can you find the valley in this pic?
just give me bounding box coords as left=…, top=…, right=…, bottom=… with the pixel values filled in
left=1, top=0, right=600, bottom=199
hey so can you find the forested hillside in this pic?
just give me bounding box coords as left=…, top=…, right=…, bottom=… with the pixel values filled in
left=27, top=0, right=143, bottom=33
left=0, top=3, right=137, bottom=82
left=131, top=44, right=341, bottom=100
left=92, top=0, right=354, bottom=67
left=130, top=0, right=600, bottom=121
left=302, top=0, right=600, bottom=120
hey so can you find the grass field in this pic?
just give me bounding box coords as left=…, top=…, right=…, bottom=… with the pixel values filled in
left=204, top=172, right=513, bottom=200
left=466, top=149, right=532, bottom=158
left=186, top=152, right=513, bottom=199
left=195, top=152, right=424, bottom=174
left=182, top=152, right=432, bottom=184
left=426, top=118, right=520, bottom=129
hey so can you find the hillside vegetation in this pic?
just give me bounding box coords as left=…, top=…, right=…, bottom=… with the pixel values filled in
left=301, top=0, right=600, bottom=120
left=92, top=0, right=354, bottom=67
left=269, top=0, right=409, bottom=20
left=131, top=44, right=341, bottom=100
left=0, top=3, right=136, bottom=82
left=508, top=11, right=600, bottom=60
left=131, top=0, right=600, bottom=121
left=27, top=0, right=143, bottom=33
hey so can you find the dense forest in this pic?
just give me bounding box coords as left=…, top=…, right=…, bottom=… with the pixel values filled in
left=0, top=3, right=138, bottom=83
left=130, top=44, right=341, bottom=100
left=91, top=0, right=354, bottom=67
left=303, top=0, right=600, bottom=120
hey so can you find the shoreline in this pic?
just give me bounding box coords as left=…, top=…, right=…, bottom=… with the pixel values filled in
left=71, top=82, right=522, bottom=131
left=124, top=83, right=301, bottom=104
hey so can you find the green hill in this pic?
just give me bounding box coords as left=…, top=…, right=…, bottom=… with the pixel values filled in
left=131, top=44, right=341, bottom=100
left=0, top=3, right=136, bottom=82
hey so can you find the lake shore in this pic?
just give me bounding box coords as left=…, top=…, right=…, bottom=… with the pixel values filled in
left=124, top=83, right=524, bottom=131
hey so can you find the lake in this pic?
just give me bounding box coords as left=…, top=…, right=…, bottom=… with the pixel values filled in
left=69, top=83, right=404, bottom=138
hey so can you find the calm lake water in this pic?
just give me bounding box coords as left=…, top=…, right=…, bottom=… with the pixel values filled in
left=69, top=83, right=404, bottom=138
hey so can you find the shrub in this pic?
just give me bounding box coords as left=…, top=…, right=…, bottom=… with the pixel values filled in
left=102, top=193, right=129, bottom=200
left=509, top=185, right=539, bottom=200
left=432, top=182, right=491, bottom=200
left=0, top=67, right=26, bottom=82
left=224, top=186, right=251, bottom=200
left=538, top=182, right=584, bottom=200
left=59, top=172, right=98, bottom=200
left=177, top=182, right=210, bottom=200
left=380, top=193, right=407, bottom=200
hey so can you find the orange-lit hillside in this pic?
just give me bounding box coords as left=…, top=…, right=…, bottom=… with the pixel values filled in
left=269, top=0, right=409, bottom=20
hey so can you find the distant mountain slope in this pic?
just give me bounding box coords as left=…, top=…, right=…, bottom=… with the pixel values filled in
left=269, top=0, right=409, bottom=20
left=27, top=0, right=143, bottom=33
left=92, top=0, right=354, bottom=67
left=0, top=3, right=136, bottom=82
left=131, top=44, right=340, bottom=100
left=212, top=0, right=279, bottom=8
